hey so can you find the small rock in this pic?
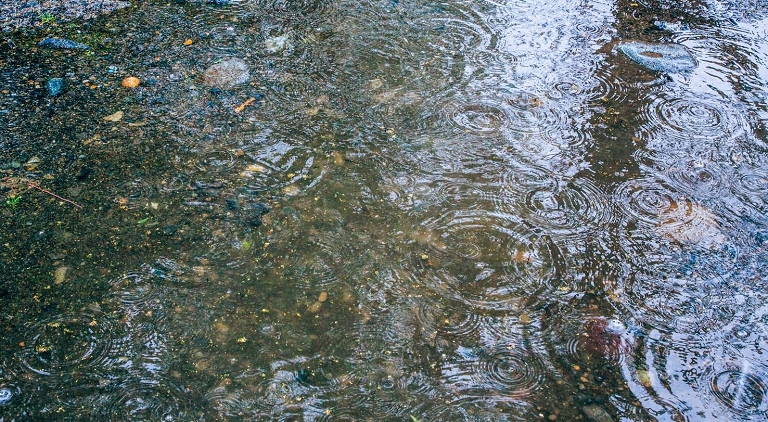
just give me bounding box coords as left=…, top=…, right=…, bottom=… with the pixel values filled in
left=653, top=21, right=689, bottom=32
left=308, top=301, right=322, bottom=313
left=265, top=34, right=290, bottom=53
left=54, top=266, right=70, bottom=284
left=39, top=37, right=90, bottom=50
left=46, top=78, right=64, bottom=96
left=103, top=110, right=124, bottom=122
left=203, top=58, right=251, bottom=89
left=582, top=405, right=613, bottom=422
left=246, top=202, right=270, bottom=226
left=121, top=76, right=140, bottom=88
left=617, top=41, right=696, bottom=73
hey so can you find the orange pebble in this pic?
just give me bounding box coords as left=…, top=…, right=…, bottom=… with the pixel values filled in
left=121, top=76, right=140, bottom=88
left=183, top=38, right=193, bottom=46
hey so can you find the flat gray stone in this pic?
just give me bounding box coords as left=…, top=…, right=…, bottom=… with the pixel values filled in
left=618, top=41, right=697, bottom=73
left=203, top=58, right=251, bottom=89
left=582, top=405, right=614, bottom=422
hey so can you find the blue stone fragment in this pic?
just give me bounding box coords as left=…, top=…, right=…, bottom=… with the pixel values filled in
left=39, top=37, right=90, bottom=50
left=618, top=41, right=697, bottom=73
left=46, top=78, right=64, bottom=96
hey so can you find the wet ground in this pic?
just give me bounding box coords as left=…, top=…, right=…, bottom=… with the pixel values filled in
left=1, top=0, right=768, bottom=420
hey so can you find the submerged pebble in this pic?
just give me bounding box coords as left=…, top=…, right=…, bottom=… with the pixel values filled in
left=203, top=58, right=251, bottom=89
left=582, top=405, right=614, bottom=422
left=39, top=37, right=90, bottom=50
left=246, top=202, right=270, bottom=227
left=618, top=41, right=696, bottom=73
left=265, top=34, right=290, bottom=53
left=121, top=76, right=140, bottom=88
left=46, top=78, right=64, bottom=96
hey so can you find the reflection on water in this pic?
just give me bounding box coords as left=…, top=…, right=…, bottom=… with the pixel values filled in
left=1, top=0, right=768, bottom=420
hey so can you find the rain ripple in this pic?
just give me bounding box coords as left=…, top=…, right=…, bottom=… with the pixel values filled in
left=17, top=312, right=128, bottom=380
left=520, top=178, right=614, bottom=242
left=414, top=297, right=483, bottom=339
left=636, top=94, right=747, bottom=157
left=706, top=364, right=768, bottom=418
left=613, top=176, right=725, bottom=236
left=446, top=101, right=508, bottom=135
left=0, top=383, right=20, bottom=407
left=664, top=159, right=731, bottom=200
left=732, top=166, right=768, bottom=211
left=474, top=345, right=548, bottom=396
left=421, top=210, right=567, bottom=310
left=239, top=133, right=325, bottom=195
left=496, top=163, right=614, bottom=242
left=93, top=382, right=191, bottom=421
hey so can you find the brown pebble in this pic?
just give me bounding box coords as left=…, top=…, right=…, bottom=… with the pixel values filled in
left=54, top=266, right=70, bottom=284
left=121, top=76, right=140, bottom=88
left=318, top=291, right=328, bottom=302
left=548, top=414, right=557, bottom=421
left=308, top=301, right=323, bottom=313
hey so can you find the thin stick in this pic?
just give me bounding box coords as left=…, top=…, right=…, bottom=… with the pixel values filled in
left=27, top=182, right=83, bottom=210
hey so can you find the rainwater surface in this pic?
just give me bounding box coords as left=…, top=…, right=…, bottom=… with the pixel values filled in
left=1, top=0, right=768, bottom=420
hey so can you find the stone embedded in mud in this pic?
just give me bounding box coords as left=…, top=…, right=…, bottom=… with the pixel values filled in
left=46, top=78, right=64, bottom=96
left=618, top=41, right=696, bottom=73
left=203, top=58, right=251, bottom=89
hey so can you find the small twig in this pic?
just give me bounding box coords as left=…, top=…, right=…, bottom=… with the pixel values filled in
left=27, top=182, right=83, bottom=210
left=234, top=97, right=256, bottom=113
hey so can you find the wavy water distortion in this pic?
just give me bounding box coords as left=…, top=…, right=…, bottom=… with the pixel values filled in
left=2, top=0, right=768, bottom=420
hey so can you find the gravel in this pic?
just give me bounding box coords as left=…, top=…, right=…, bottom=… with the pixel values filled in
left=1, top=0, right=130, bottom=32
